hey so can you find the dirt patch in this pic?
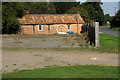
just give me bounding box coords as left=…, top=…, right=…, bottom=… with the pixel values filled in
left=2, top=34, right=118, bottom=73
left=3, top=49, right=118, bottom=73
left=2, top=34, right=87, bottom=48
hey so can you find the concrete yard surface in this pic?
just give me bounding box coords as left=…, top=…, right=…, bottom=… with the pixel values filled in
left=3, top=49, right=118, bottom=73
left=2, top=34, right=87, bottom=48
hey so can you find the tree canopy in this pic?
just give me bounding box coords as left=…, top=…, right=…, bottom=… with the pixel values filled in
left=53, top=2, right=80, bottom=14
left=66, top=6, right=90, bottom=22
left=81, top=2, right=105, bottom=25
left=2, top=2, right=24, bottom=34
left=21, top=2, right=56, bottom=14
left=110, top=10, right=120, bottom=28
left=104, top=14, right=111, bottom=22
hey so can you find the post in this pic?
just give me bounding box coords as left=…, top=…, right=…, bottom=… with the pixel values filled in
left=33, top=25, right=35, bottom=34
left=0, top=1, right=2, bottom=80
left=77, top=12, right=79, bottom=34
left=48, top=25, right=50, bottom=35
left=95, top=22, right=99, bottom=47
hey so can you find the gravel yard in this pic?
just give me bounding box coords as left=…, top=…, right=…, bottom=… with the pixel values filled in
left=2, top=34, right=118, bottom=73
left=3, top=49, right=118, bottom=73
left=2, top=34, right=87, bottom=48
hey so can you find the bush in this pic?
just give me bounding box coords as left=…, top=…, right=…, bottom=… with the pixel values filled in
left=110, top=10, right=120, bottom=28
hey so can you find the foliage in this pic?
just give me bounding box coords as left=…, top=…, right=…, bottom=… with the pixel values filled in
left=21, top=2, right=80, bottom=14
left=2, top=2, right=24, bottom=34
left=21, top=2, right=56, bottom=14
left=53, top=2, right=80, bottom=14
left=66, top=6, right=90, bottom=22
left=3, top=65, right=118, bottom=78
left=110, top=10, right=120, bottom=28
left=81, top=2, right=105, bottom=25
left=104, top=14, right=111, bottom=22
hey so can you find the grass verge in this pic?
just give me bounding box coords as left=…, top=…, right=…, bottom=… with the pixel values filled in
left=97, top=33, right=119, bottom=53
left=111, top=28, right=120, bottom=31
left=3, top=65, right=118, bottom=78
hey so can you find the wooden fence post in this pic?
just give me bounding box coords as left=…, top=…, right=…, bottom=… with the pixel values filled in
left=95, top=22, right=100, bottom=47
left=0, top=1, right=2, bottom=80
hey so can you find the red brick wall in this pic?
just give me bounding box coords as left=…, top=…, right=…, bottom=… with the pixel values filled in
left=20, top=24, right=83, bottom=34
left=20, top=25, right=33, bottom=34
left=34, top=25, right=49, bottom=34
left=70, top=24, right=82, bottom=34
left=49, top=24, right=58, bottom=34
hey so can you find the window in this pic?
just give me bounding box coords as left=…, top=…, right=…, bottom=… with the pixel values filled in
left=38, top=24, right=42, bottom=31
left=68, top=25, right=70, bottom=30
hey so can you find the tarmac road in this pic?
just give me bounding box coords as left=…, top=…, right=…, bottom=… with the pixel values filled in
left=99, top=26, right=119, bottom=37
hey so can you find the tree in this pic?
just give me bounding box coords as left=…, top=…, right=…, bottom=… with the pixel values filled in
left=104, top=14, right=111, bottom=25
left=104, top=14, right=111, bottom=22
left=110, top=10, right=120, bottom=28
left=21, top=2, right=56, bottom=14
left=54, top=2, right=80, bottom=14
left=2, top=2, right=24, bottom=34
left=81, top=2, right=105, bottom=25
left=44, top=2, right=57, bottom=14
left=81, top=3, right=95, bottom=20
left=66, top=6, right=90, bottom=22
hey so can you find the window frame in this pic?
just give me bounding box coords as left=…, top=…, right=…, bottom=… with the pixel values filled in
left=38, top=24, right=43, bottom=31
left=68, top=24, right=71, bottom=30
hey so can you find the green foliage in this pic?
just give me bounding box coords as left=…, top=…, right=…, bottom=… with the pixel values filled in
left=104, top=14, right=111, bottom=25
left=2, top=2, right=24, bottom=34
left=54, top=2, right=80, bottom=14
left=21, top=2, right=56, bottom=14
left=110, top=10, right=120, bottom=28
left=3, top=65, right=118, bottom=78
left=104, top=14, right=111, bottom=22
left=81, top=3, right=95, bottom=20
left=81, top=2, right=105, bottom=25
left=66, top=6, right=90, bottom=22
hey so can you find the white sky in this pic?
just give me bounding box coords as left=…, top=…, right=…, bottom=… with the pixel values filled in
left=78, top=0, right=119, bottom=16
left=78, top=0, right=120, bottom=2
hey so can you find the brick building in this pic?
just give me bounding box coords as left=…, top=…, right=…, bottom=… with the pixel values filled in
left=19, top=14, right=85, bottom=34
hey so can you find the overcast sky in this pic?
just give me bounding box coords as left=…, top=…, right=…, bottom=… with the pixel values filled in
left=101, top=2, right=119, bottom=16
left=79, top=0, right=119, bottom=16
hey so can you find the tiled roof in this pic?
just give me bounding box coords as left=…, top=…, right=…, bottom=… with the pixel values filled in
left=19, top=14, right=85, bottom=24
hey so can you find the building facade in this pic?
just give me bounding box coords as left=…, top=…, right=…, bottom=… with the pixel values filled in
left=19, top=14, right=85, bottom=34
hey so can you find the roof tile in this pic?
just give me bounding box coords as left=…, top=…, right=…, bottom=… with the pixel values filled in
left=19, top=14, right=85, bottom=24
